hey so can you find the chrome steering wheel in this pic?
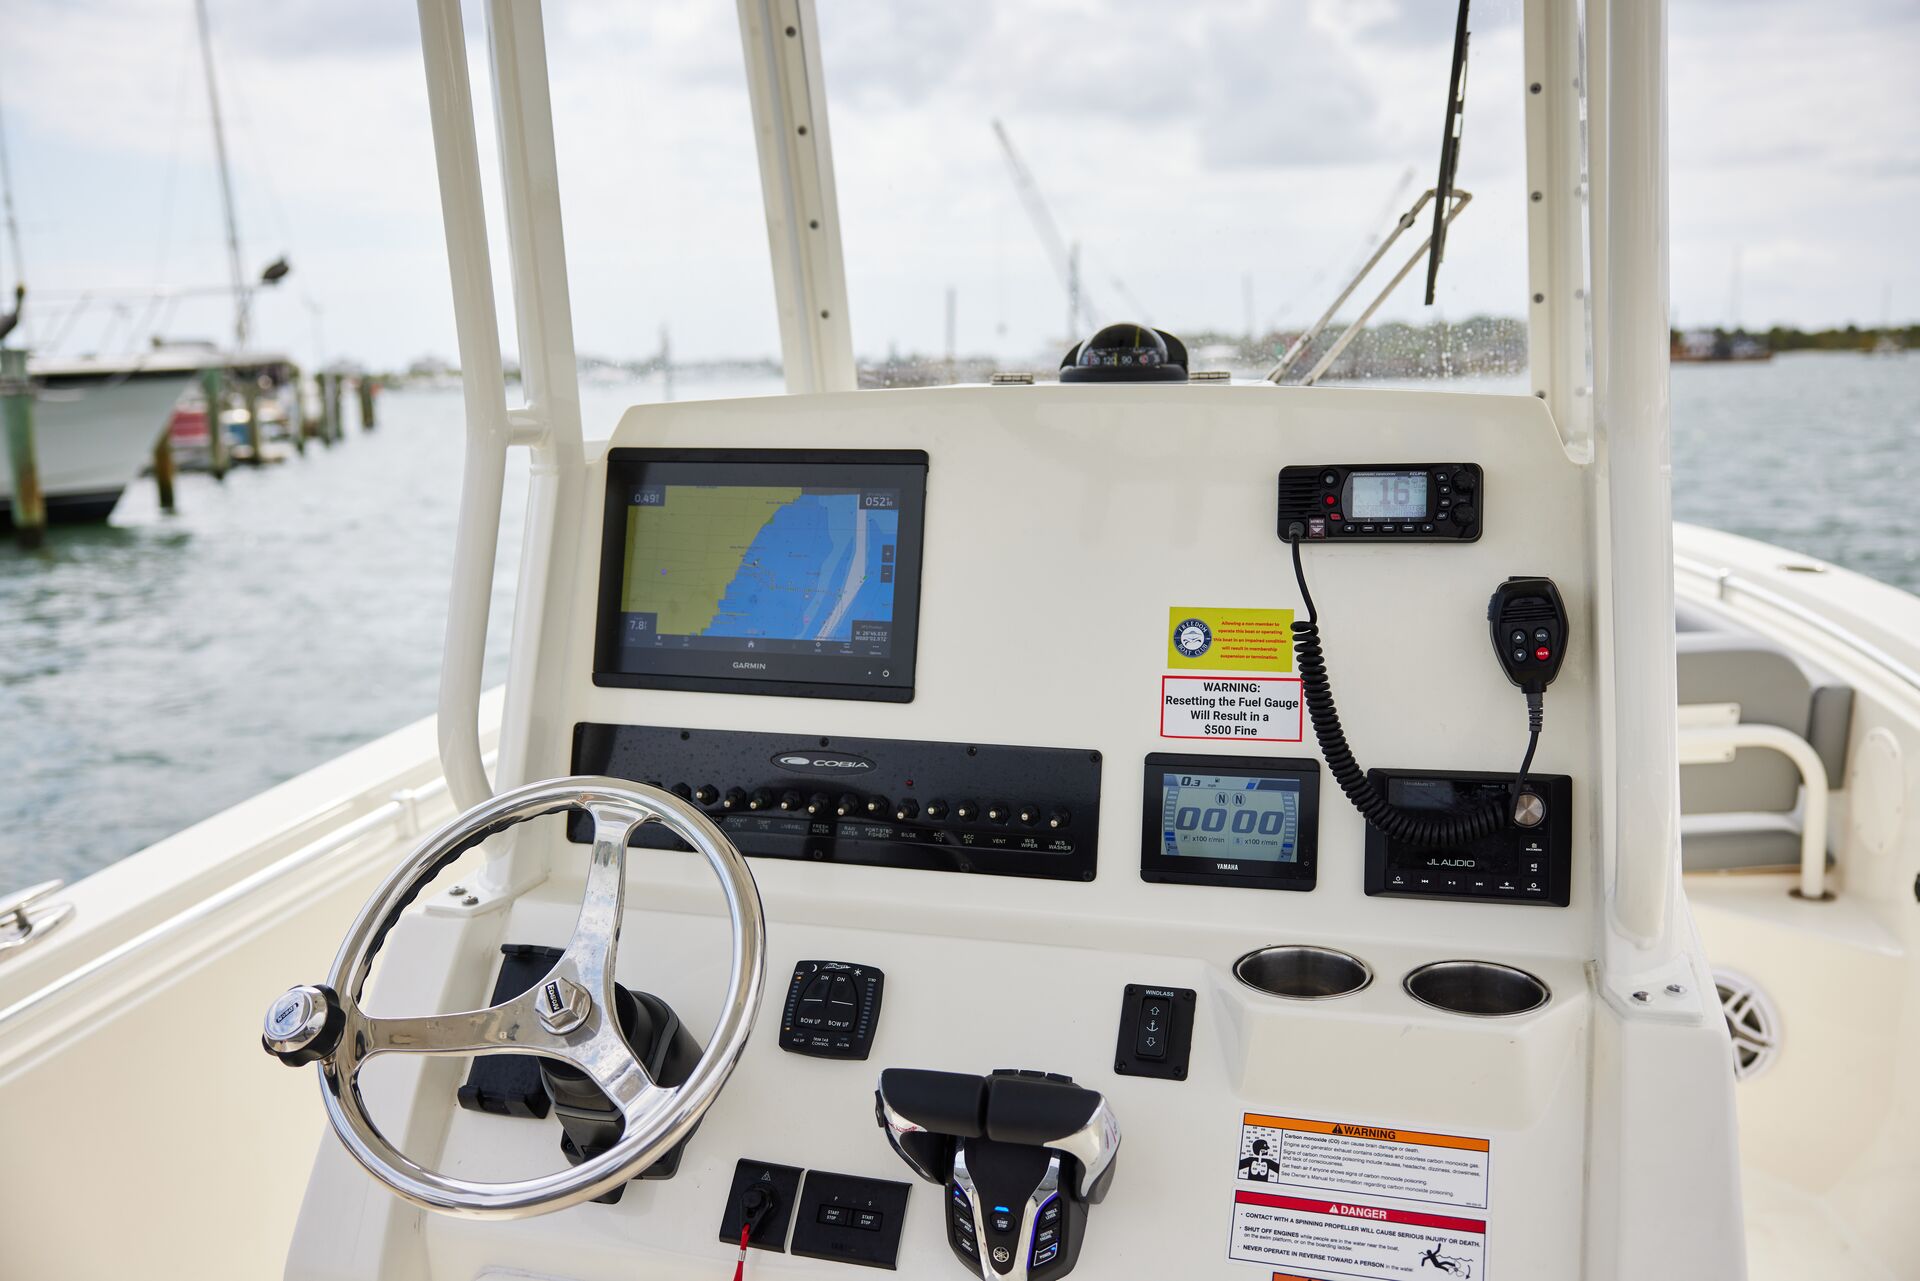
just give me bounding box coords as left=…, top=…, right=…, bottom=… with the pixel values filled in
left=261, top=776, right=766, bottom=1218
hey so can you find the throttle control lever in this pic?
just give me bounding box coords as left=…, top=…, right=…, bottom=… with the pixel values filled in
left=876, top=1068, right=1119, bottom=1280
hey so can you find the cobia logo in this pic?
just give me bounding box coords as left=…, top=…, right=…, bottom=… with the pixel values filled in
left=770, top=750, right=877, bottom=775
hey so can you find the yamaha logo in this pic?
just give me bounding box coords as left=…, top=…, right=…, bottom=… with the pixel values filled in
left=771, top=750, right=877, bottom=776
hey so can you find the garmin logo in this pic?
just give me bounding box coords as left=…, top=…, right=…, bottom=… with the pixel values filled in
left=731, top=661, right=768, bottom=670
left=771, top=750, right=877, bottom=776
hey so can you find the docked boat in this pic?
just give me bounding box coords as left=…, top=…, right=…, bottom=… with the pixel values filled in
left=2, top=350, right=201, bottom=524
left=1, top=4, right=1913, bottom=1280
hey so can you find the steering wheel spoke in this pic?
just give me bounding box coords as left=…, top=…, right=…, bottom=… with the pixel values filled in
left=560, top=799, right=654, bottom=999
left=355, top=995, right=557, bottom=1059
left=576, top=1022, right=675, bottom=1125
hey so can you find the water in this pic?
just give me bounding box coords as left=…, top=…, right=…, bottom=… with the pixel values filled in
left=2, top=353, right=1914, bottom=891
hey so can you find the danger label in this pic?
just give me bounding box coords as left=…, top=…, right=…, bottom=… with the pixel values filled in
left=1230, top=1191, right=1486, bottom=1280
left=1162, top=676, right=1303, bottom=742
left=1229, top=1113, right=1492, bottom=1281
left=1238, top=1114, right=1489, bottom=1208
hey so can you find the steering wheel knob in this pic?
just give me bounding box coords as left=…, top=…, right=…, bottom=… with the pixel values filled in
left=263, top=983, right=345, bottom=1066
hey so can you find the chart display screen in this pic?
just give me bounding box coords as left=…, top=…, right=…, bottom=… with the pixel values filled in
left=1158, top=772, right=1302, bottom=863
left=1344, top=470, right=1429, bottom=520
left=595, top=451, right=928, bottom=700
left=1139, top=753, right=1320, bottom=891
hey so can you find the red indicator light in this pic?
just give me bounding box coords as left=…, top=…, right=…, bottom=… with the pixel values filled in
left=1535, top=646, right=1551, bottom=661
left=1329, top=512, right=1342, bottom=521
left=1323, top=495, right=1336, bottom=505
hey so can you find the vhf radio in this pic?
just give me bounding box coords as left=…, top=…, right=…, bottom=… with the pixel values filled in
left=1280, top=462, right=1574, bottom=906
left=1277, top=462, right=1482, bottom=541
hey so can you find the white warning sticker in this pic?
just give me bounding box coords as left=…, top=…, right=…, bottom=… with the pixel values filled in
left=1229, top=1190, right=1486, bottom=1280
left=1236, top=1114, right=1489, bottom=1208
left=1161, top=675, right=1303, bottom=742
left=1230, top=1113, right=1492, bottom=1280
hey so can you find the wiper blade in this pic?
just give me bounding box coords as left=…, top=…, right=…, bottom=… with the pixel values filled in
left=1425, top=0, right=1472, bottom=305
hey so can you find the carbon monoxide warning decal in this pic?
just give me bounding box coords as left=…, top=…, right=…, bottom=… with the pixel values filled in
left=1228, top=1112, right=1490, bottom=1279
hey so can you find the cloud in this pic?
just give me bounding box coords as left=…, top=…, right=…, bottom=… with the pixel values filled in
left=3, top=0, right=1912, bottom=366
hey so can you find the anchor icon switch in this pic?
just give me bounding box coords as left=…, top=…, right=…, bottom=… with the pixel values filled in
left=1113, top=983, right=1196, bottom=1081
left=1135, top=995, right=1170, bottom=1060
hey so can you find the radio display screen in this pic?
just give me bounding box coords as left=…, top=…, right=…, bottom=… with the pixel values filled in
left=1344, top=470, right=1428, bottom=520
left=594, top=450, right=929, bottom=701
left=1139, top=753, right=1320, bottom=891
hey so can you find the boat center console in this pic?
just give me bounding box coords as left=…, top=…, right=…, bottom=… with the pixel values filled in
left=272, top=383, right=1736, bottom=1280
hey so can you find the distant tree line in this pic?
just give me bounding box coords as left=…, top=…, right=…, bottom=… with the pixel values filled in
left=1672, top=324, right=1915, bottom=353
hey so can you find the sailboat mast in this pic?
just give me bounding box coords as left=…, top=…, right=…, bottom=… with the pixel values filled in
left=194, top=0, right=248, bottom=350
left=0, top=93, right=25, bottom=299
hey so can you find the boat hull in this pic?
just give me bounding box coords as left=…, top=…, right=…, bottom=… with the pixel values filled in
left=0, top=367, right=198, bottom=523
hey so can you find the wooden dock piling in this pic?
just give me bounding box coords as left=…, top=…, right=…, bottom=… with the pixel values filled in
left=357, top=375, right=376, bottom=431
left=287, top=366, right=307, bottom=455
left=243, top=380, right=264, bottom=464
left=326, top=372, right=344, bottom=444
left=152, top=432, right=177, bottom=511
left=1, top=348, right=46, bottom=549
left=201, top=367, right=230, bottom=478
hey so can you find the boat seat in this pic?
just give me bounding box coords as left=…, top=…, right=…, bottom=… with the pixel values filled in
left=1675, top=617, right=1853, bottom=873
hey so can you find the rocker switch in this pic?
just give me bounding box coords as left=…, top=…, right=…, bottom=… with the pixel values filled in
left=1134, top=996, right=1170, bottom=1060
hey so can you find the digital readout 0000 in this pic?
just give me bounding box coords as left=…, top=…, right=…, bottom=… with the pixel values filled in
left=1139, top=753, right=1321, bottom=892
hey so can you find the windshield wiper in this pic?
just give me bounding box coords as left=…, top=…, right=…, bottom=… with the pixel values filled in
left=1426, top=0, right=1472, bottom=304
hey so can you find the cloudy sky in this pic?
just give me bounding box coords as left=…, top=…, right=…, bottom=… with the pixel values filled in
left=0, top=0, right=1914, bottom=370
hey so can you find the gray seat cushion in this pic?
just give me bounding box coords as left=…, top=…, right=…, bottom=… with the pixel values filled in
left=1679, top=813, right=1805, bottom=872
left=1674, top=610, right=1853, bottom=873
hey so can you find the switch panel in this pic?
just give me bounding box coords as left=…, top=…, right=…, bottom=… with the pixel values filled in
left=781, top=960, right=884, bottom=1059
left=1112, top=984, right=1196, bottom=1081
left=570, top=723, right=1102, bottom=883
left=790, top=1169, right=911, bottom=1270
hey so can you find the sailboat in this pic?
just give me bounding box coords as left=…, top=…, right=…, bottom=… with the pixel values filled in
left=0, top=0, right=291, bottom=524
left=1, top=3, right=1914, bottom=1279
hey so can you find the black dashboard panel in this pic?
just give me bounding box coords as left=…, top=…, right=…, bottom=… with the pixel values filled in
left=572, top=723, right=1101, bottom=882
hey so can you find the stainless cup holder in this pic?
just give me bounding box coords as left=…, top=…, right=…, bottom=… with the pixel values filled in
left=1233, top=946, right=1373, bottom=1001
left=1402, top=960, right=1550, bottom=1017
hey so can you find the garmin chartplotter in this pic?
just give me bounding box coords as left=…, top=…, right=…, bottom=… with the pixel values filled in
left=594, top=450, right=929, bottom=701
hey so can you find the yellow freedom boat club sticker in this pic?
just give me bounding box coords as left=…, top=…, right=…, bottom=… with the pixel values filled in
left=1166, top=607, right=1294, bottom=673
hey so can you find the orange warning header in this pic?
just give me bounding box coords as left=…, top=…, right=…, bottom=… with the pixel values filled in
left=1243, top=1113, right=1489, bottom=1153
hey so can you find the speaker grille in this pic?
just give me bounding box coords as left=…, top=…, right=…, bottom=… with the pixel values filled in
left=1715, top=968, right=1781, bottom=1081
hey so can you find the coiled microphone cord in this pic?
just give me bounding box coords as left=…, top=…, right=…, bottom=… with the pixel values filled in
left=1289, top=536, right=1540, bottom=848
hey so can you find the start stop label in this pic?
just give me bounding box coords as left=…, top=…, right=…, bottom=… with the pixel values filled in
left=1229, top=1113, right=1492, bottom=1280
left=1162, top=675, right=1303, bottom=741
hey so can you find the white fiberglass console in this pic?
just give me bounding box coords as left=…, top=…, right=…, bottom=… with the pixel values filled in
left=279, top=384, right=1742, bottom=1280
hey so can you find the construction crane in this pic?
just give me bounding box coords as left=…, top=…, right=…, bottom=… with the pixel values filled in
left=991, top=119, right=1096, bottom=341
